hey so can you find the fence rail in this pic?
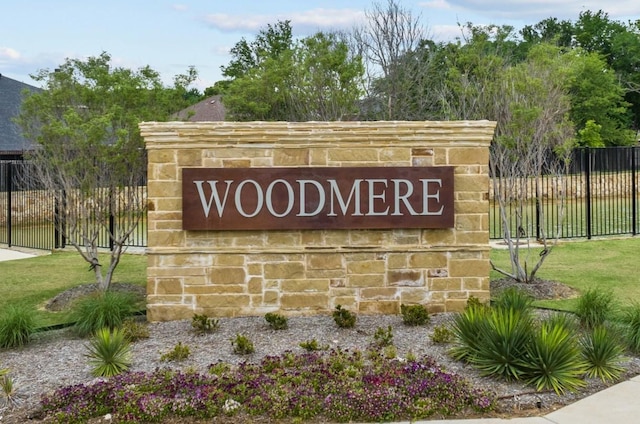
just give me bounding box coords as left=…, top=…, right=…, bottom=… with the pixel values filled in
left=2, top=147, right=639, bottom=251
left=0, top=160, right=146, bottom=250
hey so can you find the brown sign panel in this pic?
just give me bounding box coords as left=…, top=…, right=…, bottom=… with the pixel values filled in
left=182, top=167, right=454, bottom=230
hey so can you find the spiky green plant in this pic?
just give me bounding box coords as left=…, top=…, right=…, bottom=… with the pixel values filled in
left=72, top=291, right=139, bottom=337
left=468, top=307, right=534, bottom=381
left=450, top=303, right=491, bottom=361
left=575, top=287, right=616, bottom=329
left=0, top=372, right=19, bottom=409
left=580, top=325, right=625, bottom=383
left=522, top=320, right=586, bottom=395
left=85, top=327, right=132, bottom=377
left=621, top=303, right=640, bottom=354
left=0, top=304, right=38, bottom=348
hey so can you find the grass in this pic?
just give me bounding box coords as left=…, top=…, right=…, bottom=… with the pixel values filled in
left=0, top=250, right=146, bottom=327
left=490, top=237, right=640, bottom=312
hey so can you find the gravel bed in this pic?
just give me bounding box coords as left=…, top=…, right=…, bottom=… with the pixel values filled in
left=1, top=312, right=639, bottom=423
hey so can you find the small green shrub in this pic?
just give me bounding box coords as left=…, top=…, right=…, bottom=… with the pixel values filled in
left=382, top=345, right=397, bottom=360
left=264, top=312, right=288, bottom=330
left=232, top=334, right=255, bottom=355
left=372, top=326, right=394, bottom=348
left=333, top=305, right=356, bottom=328
left=191, top=314, right=219, bottom=335
left=121, top=318, right=149, bottom=342
left=86, top=327, right=132, bottom=377
left=431, top=324, right=454, bottom=344
left=620, top=303, right=640, bottom=354
left=580, top=325, right=625, bottom=383
left=522, top=319, right=586, bottom=394
left=0, top=371, right=18, bottom=409
left=160, top=342, right=191, bottom=362
left=493, top=287, right=533, bottom=313
left=0, top=304, right=38, bottom=348
left=208, top=361, right=231, bottom=376
left=299, top=339, right=328, bottom=351
left=575, top=287, right=616, bottom=329
left=400, top=304, right=430, bottom=326
left=72, top=291, right=138, bottom=338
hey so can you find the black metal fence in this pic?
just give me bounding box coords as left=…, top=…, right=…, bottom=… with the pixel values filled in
left=490, top=147, right=640, bottom=240
left=0, top=160, right=146, bottom=250
left=3, top=147, right=640, bottom=251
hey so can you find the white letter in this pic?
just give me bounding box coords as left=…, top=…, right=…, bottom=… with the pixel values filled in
left=265, top=179, right=294, bottom=218
left=235, top=180, right=263, bottom=217
left=392, top=179, right=419, bottom=216
left=366, top=179, right=389, bottom=216
left=193, top=180, right=233, bottom=218
left=328, top=179, right=363, bottom=216
left=421, top=179, right=444, bottom=215
left=297, top=179, right=325, bottom=217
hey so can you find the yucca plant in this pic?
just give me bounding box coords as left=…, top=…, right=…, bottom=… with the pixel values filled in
left=522, top=320, right=586, bottom=395
left=575, top=287, right=616, bottom=330
left=580, top=325, right=625, bottom=383
left=468, top=307, right=534, bottom=381
left=85, top=327, right=132, bottom=377
left=0, top=304, right=38, bottom=349
left=72, top=291, right=139, bottom=337
left=620, top=303, right=640, bottom=354
left=450, top=303, right=491, bottom=361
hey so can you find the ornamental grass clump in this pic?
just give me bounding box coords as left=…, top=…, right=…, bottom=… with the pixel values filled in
left=620, top=303, right=640, bottom=354
left=71, top=291, right=139, bottom=337
left=575, top=287, right=616, bottom=330
left=0, top=304, right=38, bottom=348
left=40, top=349, right=495, bottom=423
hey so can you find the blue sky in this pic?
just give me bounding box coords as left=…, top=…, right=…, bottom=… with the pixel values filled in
left=1, top=1, right=639, bottom=91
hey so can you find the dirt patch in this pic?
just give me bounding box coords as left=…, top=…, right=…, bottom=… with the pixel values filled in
left=491, top=277, right=580, bottom=301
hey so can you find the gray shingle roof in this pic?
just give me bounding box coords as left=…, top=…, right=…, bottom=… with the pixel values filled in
left=0, top=74, right=41, bottom=154
left=174, top=95, right=226, bottom=122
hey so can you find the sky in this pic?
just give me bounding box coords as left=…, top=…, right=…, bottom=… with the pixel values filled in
left=1, top=1, right=639, bottom=92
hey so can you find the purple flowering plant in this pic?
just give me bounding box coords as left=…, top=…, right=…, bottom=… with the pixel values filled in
left=40, top=348, right=495, bottom=423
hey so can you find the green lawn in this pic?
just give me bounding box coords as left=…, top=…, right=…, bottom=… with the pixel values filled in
left=490, top=236, right=640, bottom=311
left=1, top=237, right=638, bottom=327
left=0, top=250, right=146, bottom=327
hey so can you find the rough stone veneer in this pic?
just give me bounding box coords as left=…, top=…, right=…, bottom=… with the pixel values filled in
left=139, top=121, right=496, bottom=321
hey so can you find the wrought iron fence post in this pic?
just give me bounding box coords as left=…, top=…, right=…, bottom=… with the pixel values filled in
left=109, top=186, right=115, bottom=251
left=633, top=147, right=637, bottom=236
left=54, top=189, right=67, bottom=249
left=6, top=163, right=12, bottom=247
left=584, top=147, right=592, bottom=240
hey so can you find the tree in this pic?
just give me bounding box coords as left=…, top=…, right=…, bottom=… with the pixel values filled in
left=353, top=0, right=424, bottom=119
left=489, top=44, right=576, bottom=283
left=222, top=21, right=364, bottom=121
left=17, top=52, right=197, bottom=291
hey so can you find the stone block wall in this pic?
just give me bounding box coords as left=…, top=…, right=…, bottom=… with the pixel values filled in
left=139, top=121, right=496, bottom=321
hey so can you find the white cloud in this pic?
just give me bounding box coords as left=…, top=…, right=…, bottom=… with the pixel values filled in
left=418, top=0, right=452, bottom=10
left=203, top=8, right=366, bottom=35
left=445, top=0, right=640, bottom=20
left=0, top=47, right=21, bottom=60
left=171, top=4, right=188, bottom=12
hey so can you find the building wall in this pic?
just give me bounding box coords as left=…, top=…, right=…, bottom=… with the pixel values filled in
left=139, top=121, right=496, bottom=321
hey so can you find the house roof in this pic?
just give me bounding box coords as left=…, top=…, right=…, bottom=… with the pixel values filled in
left=174, top=95, right=226, bottom=122
left=0, top=74, right=41, bottom=155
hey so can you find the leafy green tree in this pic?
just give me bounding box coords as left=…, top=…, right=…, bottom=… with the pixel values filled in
left=564, top=50, right=635, bottom=146
left=222, top=21, right=363, bottom=121
left=17, top=52, right=197, bottom=291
